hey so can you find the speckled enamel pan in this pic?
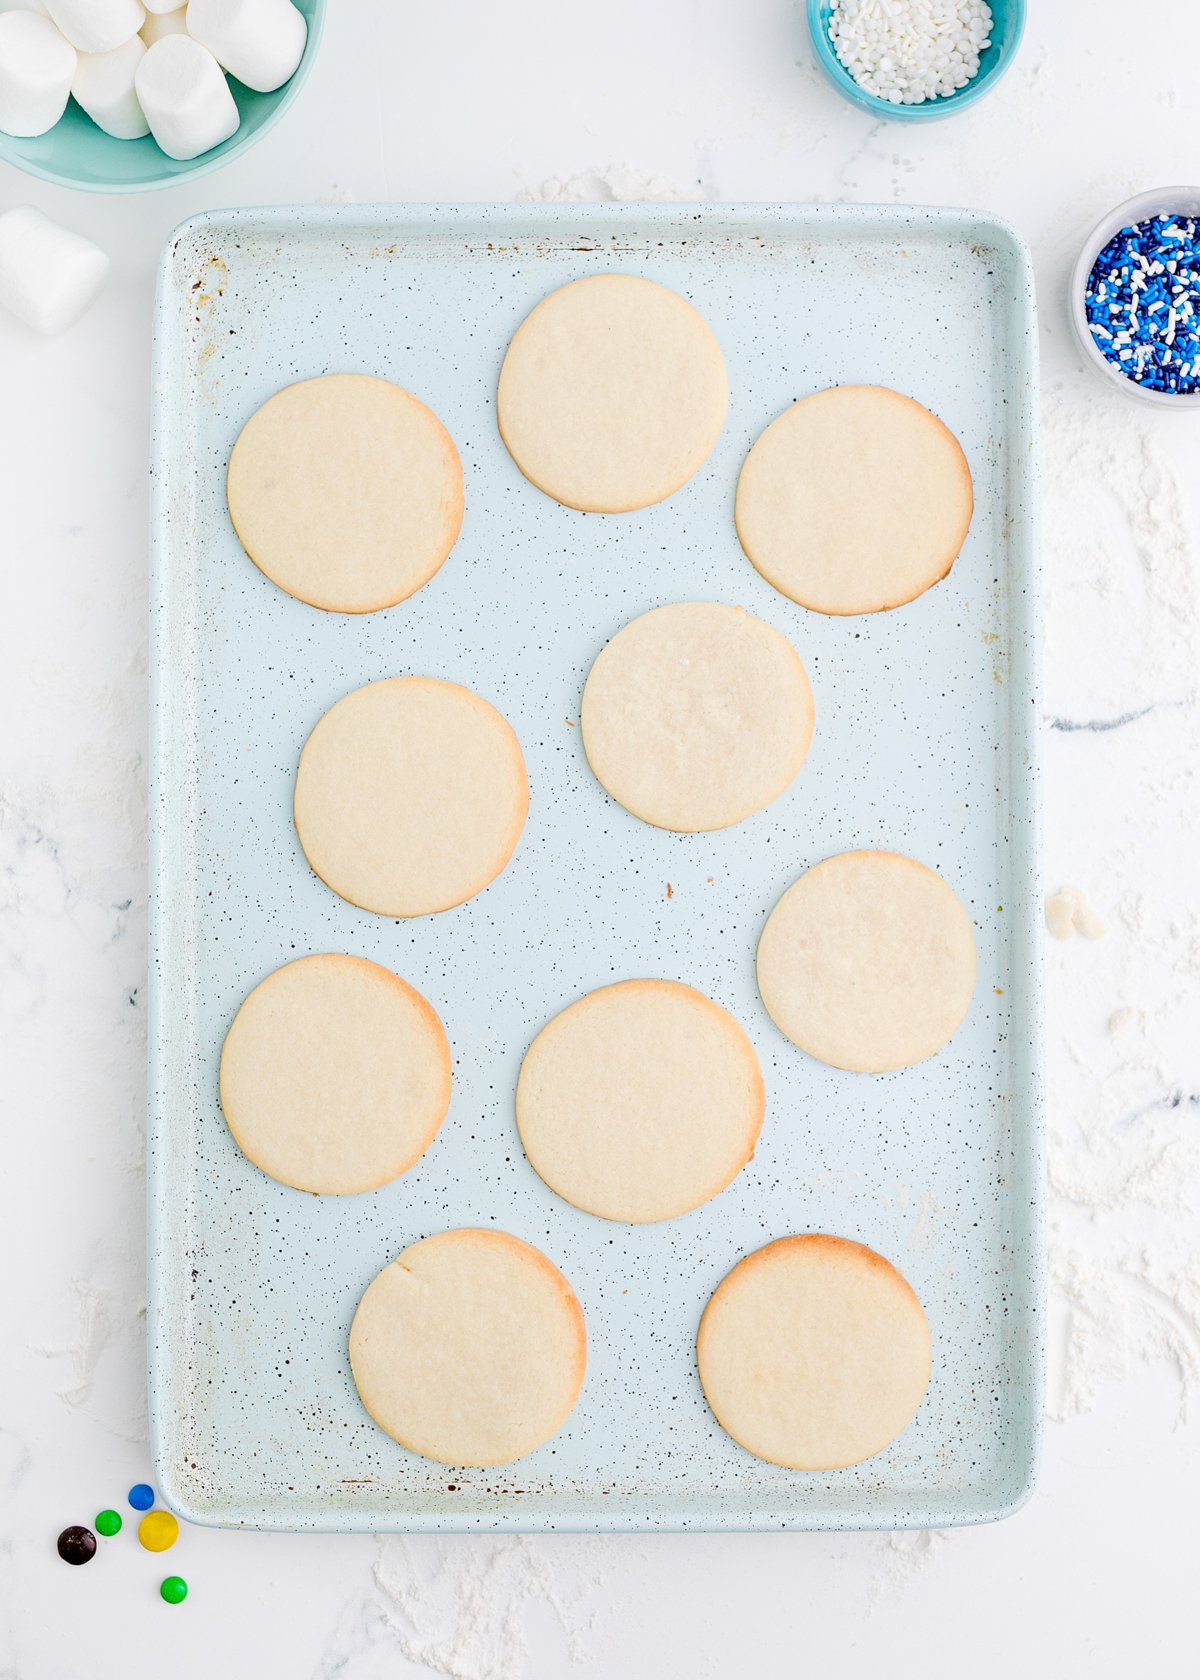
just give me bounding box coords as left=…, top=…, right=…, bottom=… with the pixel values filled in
left=148, top=202, right=1042, bottom=1533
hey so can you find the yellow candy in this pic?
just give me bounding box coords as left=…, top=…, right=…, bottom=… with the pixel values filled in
left=137, top=1510, right=179, bottom=1553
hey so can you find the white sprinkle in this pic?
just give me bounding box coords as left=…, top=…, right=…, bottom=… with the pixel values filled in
left=828, top=0, right=993, bottom=104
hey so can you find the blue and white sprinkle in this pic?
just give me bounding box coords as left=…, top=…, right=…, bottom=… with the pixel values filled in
left=1085, top=212, right=1200, bottom=395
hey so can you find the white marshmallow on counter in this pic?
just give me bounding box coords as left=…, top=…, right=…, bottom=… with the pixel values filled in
left=134, top=33, right=236, bottom=158
left=44, top=0, right=143, bottom=54
left=0, top=10, right=75, bottom=136
left=72, top=33, right=147, bottom=136
left=0, top=206, right=108, bottom=335
left=186, top=0, right=304, bottom=94
left=140, top=4, right=186, bottom=45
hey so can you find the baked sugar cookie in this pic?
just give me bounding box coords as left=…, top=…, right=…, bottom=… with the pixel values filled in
left=227, top=374, right=463, bottom=613
left=294, top=677, right=528, bottom=917
left=757, top=850, right=976, bottom=1072
left=516, top=979, right=764, bottom=1223
left=580, top=602, right=814, bottom=832
left=497, top=274, right=727, bottom=512
left=735, top=385, right=973, bottom=615
left=219, top=954, right=451, bottom=1195
left=349, top=1229, right=586, bottom=1466
left=697, top=1234, right=932, bottom=1470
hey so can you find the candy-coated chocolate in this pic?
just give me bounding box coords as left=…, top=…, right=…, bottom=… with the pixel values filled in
left=57, top=1526, right=96, bottom=1565
left=95, top=1509, right=122, bottom=1537
left=138, top=1510, right=180, bottom=1552
left=128, top=1483, right=155, bottom=1511
left=160, top=1575, right=188, bottom=1604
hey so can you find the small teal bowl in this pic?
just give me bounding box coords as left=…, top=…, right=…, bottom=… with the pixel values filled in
left=0, top=0, right=324, bottom=193
left=806, top=0, right=1025, bottom=122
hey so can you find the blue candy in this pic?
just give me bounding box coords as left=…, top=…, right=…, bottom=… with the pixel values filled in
left=128, top=1483, right=155, bottom=1511
left=1084, top=212, right=1200, bottom=394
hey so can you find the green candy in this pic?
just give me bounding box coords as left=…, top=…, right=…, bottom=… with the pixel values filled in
left=95, top=1509, right=122, bottom=1538
left=160, top=1575, right=188, bottom=1605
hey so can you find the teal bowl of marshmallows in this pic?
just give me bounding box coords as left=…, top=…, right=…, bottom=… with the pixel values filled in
left=0, top=0, right=324, bottom=193
left=806, top=0, right=1025, bottom=122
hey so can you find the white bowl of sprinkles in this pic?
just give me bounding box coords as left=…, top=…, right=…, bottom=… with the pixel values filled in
left=1070, top=185, right=1200, bottom=409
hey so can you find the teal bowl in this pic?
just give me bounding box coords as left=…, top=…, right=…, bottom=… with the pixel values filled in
left=806, top=0, right=1025, bottom=122
left=0, top=0, right=324, bottom=193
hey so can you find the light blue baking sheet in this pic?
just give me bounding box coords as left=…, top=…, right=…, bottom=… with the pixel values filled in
left=147, top=202, right=1042, bottom=1532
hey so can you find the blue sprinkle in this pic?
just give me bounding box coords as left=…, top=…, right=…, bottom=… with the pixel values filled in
left=128, top=1483, right=155, bottom=1511
left=1084, top=209, right=1200, bottom=395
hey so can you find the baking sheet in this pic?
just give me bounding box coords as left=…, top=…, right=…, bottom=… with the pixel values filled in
left=148, top=202, right=1042, bottom=1531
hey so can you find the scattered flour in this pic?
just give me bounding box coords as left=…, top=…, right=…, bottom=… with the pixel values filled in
left=29, top=1278, right=111, bottom=1411
left=312, top=1535, right=615, bottom=1680
left=517, top=163, right=702, bottom=203
left=1043, top=385, right=1200, bottom=1427
left=868, top=1528, right=950, bottom=1609
left=375, top=1535, right=611, bottom=1679
left=1049, top=1246, right=1200, bottom=1425
left=1042, top=387, right=1195, bottom=719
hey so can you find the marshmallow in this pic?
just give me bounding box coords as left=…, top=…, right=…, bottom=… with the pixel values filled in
left=0, top=206, right=108, bottom=335
left=72, top=33, right=148, bottom=136
left=186, top=0, right=304, bottom=94
left=0, top=11, right=75, bottom=136
left=44, top=0, right=143, bottom=54
left=134, top=33, right=236, bottom=158
left=140, top=4, right=186, bottom=44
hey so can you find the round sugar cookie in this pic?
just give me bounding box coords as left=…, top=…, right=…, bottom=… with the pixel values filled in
left=735, top=385, right=973, bottom=615
left=497, top=274, right=728, bottom=512
left=294, top=676, right=529, bottom=918
left=697, top=1234, right=932, bottom=1470
left=227, top=373, right=463, bottom=614
left=516, top=979, right=764, bottom=1223
left=349, top=1229, right=586, bottom=1466
left=580, top=602, right=814, bottom=832
left=757, top=850, right=976, bottom=1073
left=219, top=954, right=451, bottom=1195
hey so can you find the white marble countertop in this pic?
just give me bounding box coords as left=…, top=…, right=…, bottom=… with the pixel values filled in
left=2, top=2, right=1197, bottom=1674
